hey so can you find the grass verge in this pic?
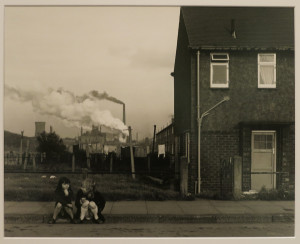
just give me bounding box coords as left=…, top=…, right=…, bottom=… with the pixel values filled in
left=4, top=173, right=180, bottom=201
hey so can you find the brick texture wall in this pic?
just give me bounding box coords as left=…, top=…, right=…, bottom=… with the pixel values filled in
left=199, top=130, right=239, bottom=193
left=186, top=50, right=295, bottom=194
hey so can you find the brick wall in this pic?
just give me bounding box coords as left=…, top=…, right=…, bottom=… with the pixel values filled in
left=185, top=49, right=295, bottom=194
left=281, top=125, right=295, bottom=190
left=199, top=130, right=239, bottom=192
left=198, top=50, right=294, bottom=131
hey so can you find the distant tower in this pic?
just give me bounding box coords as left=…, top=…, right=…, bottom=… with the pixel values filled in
left=35, top=122, right=46, bottom=137
left=50, top=126, right=53, bottom=133
left=123, top=104, right=126, bottom=124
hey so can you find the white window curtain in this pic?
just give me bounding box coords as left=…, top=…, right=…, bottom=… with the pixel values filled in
left=260, top=65, right=275, bottom=84
left=212, top=65, right=227, bottom=84
left=258, top=53, right=276, bottom=87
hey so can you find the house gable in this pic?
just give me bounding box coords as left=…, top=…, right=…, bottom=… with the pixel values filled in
left=173, top=11, right=192, bottom=135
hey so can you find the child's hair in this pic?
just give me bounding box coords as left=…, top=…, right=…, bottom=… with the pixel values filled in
left=81, top=178, right=96, bottom=192
left=55, top=176, right=71, bottom=192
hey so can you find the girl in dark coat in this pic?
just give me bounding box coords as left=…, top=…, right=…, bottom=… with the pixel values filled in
left=75, top=178, right=106, bottom=224
left=48, top=177, right=75, bottom=224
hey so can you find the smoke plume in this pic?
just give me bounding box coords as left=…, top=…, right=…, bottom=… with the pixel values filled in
left=5, top=85, right=128, bottom=136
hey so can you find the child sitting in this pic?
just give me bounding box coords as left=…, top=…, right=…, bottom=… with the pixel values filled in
left=75, top=178, right=106, bottom=224
left=48, top=176, right=75, bottom=224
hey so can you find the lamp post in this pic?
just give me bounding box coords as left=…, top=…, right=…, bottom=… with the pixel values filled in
left=197, top=96, right=230, bottom=194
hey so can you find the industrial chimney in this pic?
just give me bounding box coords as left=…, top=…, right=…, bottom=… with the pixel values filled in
left=35, top=122, right=46, bottom=137
left=123, top=103, right=126, bottom=124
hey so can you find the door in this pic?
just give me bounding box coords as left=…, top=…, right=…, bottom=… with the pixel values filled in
left=251, top=131, right=276, bottom=191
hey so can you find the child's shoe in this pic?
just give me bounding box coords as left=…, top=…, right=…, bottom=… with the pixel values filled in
left=99, top=214, right=106, bottom=223
left=48, top=218, right=56, bottom=224
left=77, top=219, right=85, bottom=224
left=92, top=218, right=103, bottom=224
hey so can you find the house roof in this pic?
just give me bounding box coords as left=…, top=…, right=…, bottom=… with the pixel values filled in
left=181, top=7, right=294, bottom=50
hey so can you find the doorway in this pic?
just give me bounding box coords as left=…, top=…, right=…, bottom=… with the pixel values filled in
left=251, top=131, right=276, bottom=191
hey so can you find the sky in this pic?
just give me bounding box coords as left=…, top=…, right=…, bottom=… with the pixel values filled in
left=4, top=6, right=180, bottom=139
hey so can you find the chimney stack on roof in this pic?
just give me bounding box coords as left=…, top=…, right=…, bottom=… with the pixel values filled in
left=231, top=19, right=237, bottom=39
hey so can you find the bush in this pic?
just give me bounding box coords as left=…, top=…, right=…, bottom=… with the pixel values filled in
left=258, top=186, right=294, bottom=200
left=196, top=190, right=233, bottom=200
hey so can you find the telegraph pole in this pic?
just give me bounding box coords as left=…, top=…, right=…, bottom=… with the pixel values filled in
left=152, top=125, right=156, bottom=154
left=19, top=130, right=24, bottom=165
left=128, top=126, right=135, bottom=180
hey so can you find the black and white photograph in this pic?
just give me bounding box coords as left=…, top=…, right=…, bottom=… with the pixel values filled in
left=1, top=0, right=297, bottom=240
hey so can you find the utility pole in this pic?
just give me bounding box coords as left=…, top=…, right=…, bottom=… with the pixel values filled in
left=86, top=143, right=90, bottom=169
left=128, top=126, right=135, bottom=180
left=152, top=125, right=156, bottom=154
left=19, top=130, right=24, bottom=165
left=23, top=140, right=30, bottom=170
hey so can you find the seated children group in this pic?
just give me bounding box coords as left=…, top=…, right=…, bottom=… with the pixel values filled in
left=48, top=177, right=106, bottom=224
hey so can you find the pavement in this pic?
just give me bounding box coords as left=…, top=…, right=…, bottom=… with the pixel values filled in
left=4, top=200, right=295, bottom=224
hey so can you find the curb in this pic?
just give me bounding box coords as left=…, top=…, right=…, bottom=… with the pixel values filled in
left=5, top=213, right=294, bottom=224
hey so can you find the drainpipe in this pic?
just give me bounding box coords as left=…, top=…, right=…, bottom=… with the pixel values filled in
left=197, top=50, right=201, bottom=194
left=198, top=96, right=230, bottom=194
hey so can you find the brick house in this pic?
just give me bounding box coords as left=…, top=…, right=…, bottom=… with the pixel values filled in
left=172, top=7, right=294, bottom=195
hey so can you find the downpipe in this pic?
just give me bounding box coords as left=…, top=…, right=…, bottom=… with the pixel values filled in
left=197, top=50, right=201, bottom=194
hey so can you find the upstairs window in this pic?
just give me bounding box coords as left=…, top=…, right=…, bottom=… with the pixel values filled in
left=210, top=53, right=229, bottom=88
left=258, top=54, right=276, bottom=88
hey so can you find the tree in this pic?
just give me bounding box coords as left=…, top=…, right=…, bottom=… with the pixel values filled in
left=36, top=132, right=66, bottom=163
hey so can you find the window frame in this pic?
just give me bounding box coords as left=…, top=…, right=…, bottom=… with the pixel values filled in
left=257, top=53, right=276, bottom=88
left=210, top=53, right=229, bottom=88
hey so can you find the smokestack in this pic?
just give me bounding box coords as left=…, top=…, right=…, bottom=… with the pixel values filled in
left=123, top=103, right=126, bottom=124
left=35, top=122, right=46, bottom=137
left=50, top=126, right=53, bottom=133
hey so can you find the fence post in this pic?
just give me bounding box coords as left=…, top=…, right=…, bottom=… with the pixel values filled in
left=82, top=168, right=88, bottom=179
left=233, top=156, right=242, bottom=199
left=23, top=140, right=30, bottom=170
left=110, top=154, right=113, bottom=173
left=147, top=154, right=151, bottom=173
left=86, top=145, right=90, bottom=169
left=32, top=153, right=36, bottom=172
left=180, top=156, right=188, bottom=196
left=72, top=154, right=75, bottom=172
left=128, top=126, right=135, bottom=180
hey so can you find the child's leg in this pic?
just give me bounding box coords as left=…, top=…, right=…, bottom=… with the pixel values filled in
left=48, top=202, right=62, bottom=224
left=53, top=202, right=63, bottom=220
left=80, top=201, right=90, bottom=220
left=88, top=201, right=99, bottom=220
left=64, top=204, right=74, bottom=220
left=98, top=203, right=106, bottom=221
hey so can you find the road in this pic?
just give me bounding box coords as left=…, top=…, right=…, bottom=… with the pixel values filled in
left=4, top=222, right=294, bottom=237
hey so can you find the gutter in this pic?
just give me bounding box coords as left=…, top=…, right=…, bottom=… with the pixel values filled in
left=196, top=50, right=201, bottom=194
left=188, top=45, right=294, bottom=51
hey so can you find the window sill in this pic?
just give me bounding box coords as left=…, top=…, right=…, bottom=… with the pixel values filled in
left=210, top=86, right=229, bottom=89
left=258, top=86, right=277, bottom=89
